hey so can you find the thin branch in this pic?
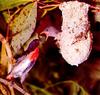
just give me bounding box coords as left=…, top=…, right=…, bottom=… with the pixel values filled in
left=90, top=5, right=100, bottom=12
left=0, top=78, right=8, bottom=85
left=39, top=4, right=59, bottom=9
left=8, top=85, right=15, bottom=95
left=0, top=78, right=30, bottom=95
left=13, top=83, right=30, bottom=95
left=39, top=1, right=100, bottom=13
left=41, top=0, right=61, bottom=4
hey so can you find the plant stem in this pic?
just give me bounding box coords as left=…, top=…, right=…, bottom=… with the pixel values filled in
left=0, top=78, right=30, bottom=95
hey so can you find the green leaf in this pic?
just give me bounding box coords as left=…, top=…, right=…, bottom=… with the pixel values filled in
left=41, top=6, right=58, bottom=17
left=2, top=11, right=11, bottom=23
left=44, top=0, right=54, bottom=3
left=7, top=2, right=37, bottom=55
left=26, top=83, right=52, bottom=95
left=46, top=81, right=89, bottom=95
left=0, top=0, right=33, bottom=11
left=2, top=8, right=21, bottom=23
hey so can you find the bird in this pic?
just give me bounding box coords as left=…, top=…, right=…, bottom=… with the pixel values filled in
left=6, top=46, right=39, bottom=83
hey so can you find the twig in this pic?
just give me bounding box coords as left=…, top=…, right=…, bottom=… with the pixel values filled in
left=0, top=78, right=8, bottom=85
left=8, top=85, right=15, bottom=95
left=41, top=0, right=60, bottom=4
left=13, top=83, right=30, bottom=95
left=90, top=5, right=100, bottom=12
left=39, top=4, right=59, bottom=9
left=0, top=78, right=30, bottom=95
left=39, top=1, right=100, bottom=13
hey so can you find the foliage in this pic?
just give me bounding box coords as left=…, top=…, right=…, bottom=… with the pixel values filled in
left=0, top=0, right=33, bottom=11
left=0, top=0, right=100, bottom=95
left=3, top=2, right=37, bottom=55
